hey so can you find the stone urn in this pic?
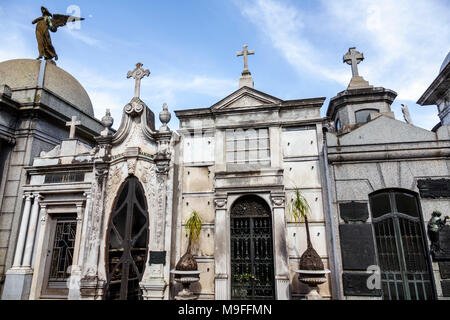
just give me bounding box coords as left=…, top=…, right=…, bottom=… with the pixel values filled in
left=170, top=269, right=202, bottom=300
left=171, top=242, right=202, bottom=300
left=159, top=103, right=171, bottom=132
left=294, top=245, right=330, bottom=300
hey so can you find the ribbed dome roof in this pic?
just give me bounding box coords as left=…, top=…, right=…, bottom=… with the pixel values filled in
left=440, top=51, right=450, bottom=73
left=0, top=59, right=94, bottom=117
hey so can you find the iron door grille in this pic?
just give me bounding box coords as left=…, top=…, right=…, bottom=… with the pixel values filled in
left=104, top=176, right=149, bottom=300
left=370, top=191, right=434, bottom=300
left=231, top=196, right=275, bottom=300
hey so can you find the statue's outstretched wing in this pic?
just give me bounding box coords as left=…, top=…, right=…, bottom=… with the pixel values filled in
left=51, top=14, right=84, bottom=28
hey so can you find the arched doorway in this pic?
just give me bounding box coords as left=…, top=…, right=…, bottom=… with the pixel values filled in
left=230, top=195, right=275, bottom=300
left=369, top=189, right=435, bottom=300
left=104, top=176, right=149, bottom=300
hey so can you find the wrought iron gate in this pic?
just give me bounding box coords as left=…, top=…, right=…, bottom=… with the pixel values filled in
left=370, top=190, right=434, bottom=300
left=231, top=195, right=275, bottom=300
left=104, top=176, right=149, bottom=300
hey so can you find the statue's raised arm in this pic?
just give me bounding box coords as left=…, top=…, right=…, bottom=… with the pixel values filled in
left=32, top=6, right=84, bottom=62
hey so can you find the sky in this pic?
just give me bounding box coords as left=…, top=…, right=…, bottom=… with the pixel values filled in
left=0, top=0, right=449, bottom=130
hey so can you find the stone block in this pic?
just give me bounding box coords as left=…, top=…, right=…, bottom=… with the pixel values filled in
left=287, top=224, right=328, bottom=257
left=0, top=230, right=10, bottom=247
left=0, top=212, right=14, bottom=229
left=283, top=160, right=321, bottom=189
left=1, top=197, right=17, bottom=213
left=182, top=166, right=214, bottom=193
left=183, top=134, right=214, bottom=163
left=190, top=261, right=215, bottom=295
left=336, top=180, right=372, bottom=201
left=285, top=190, right=324, bottom=222
left=282, top=128, right=318, bottom=158
left=3, top=180, right=20, bottom=197
left=182, top=196, right=215, bottom=224
left=1, top=269, right=33, bottom=300
left=9, top=151, right=25, bottom=166
left=181, top=228, right=215, bottom=258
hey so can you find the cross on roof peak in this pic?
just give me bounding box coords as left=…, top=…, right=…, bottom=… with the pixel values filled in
left=66, top=115, right=81, bottom=139
left=343, top=47, right=364, bottom=77
left=237, top=44, right=255, bottom=75
left=127, top=62, right=150, bottom=98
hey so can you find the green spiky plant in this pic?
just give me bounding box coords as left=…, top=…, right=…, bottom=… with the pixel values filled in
left=289, top=187, right=324, bottom=270
left=176, top=210, right=203, bottom=271
left=185, top=210, right=203, bottom=252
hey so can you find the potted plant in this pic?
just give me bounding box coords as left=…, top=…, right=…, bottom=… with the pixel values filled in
left=171, top=210, right=203, bottom=299
left=290, top=187, right=330, bottom=299
left=232, top=272, right=256, bottom=298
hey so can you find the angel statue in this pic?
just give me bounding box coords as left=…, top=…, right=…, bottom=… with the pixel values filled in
left=32, top=6, right=84, bottom=61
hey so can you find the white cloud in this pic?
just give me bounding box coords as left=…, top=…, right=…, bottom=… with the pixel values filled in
left=62, top=28, right=105, bottom=49
left=239, top=0, right=449, bottom=129
left=241, top=0, right=349, bottom=85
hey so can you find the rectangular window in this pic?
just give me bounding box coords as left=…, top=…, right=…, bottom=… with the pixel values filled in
left=226, top=128, right=270, bottom=166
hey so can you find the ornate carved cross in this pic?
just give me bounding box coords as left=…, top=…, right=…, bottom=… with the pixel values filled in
left=237, top=44, right=255, bottom=74
left=66, top=115, right=81, bottom=139
left=343, top=47, right=364, bottom=77
left=127, top=62, right=150, bottom=98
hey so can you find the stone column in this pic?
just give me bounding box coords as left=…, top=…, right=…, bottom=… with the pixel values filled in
left=271, top=193, right=290, bottom=300
left=214, top=196, right=229, bottom=300
left=77, top=192, right=91, bottom=268
left=22, top=193, right=42, bottom=267
left=140, top=153, right=170, bottom=300
left=12, top=193, right=33, bottom=267
left=80, top=165, right=108, bottom=300
left=28, top=204, right=49, bottom=300
left=1, top=193, right=35, bottom=300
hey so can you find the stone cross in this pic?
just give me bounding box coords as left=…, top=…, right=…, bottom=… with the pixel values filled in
left=66, top=116, right=81, bottom=139
left=127, top=62, right=150, bottom=98
left=237, top=44, right=255, bottom=74
left=343, top=47, right=364, bottom=77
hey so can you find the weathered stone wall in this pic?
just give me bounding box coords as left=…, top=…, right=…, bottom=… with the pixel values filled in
left=281, top=125, right=331, bottom=299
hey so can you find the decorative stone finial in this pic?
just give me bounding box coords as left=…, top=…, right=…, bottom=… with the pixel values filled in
left=100, top=109, right=114, bottom=136
left=159, top=103, right=171, bottom=132
left=343, top=47, right=372, bottom=90
left=127, top=62, right=150, bottom=98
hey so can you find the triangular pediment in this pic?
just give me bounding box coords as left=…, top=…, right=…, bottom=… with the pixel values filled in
left=336, top=115, right=437, bottom=146
left=211, top=86, right=282, bottom=111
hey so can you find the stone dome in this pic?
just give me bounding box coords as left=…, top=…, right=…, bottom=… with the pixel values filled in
left=0, top=59, right=94, bottom=117
left=440, top=51, right=450, bottom=73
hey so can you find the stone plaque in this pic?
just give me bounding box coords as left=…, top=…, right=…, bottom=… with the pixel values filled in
left=149, top=251, right=166, bottom=265
left=339, top=202, right=369, bottom=223
left=342, top=272, right=382, bottom=296
left=439, top=262, right=450, bottom=279
left=441, top=280, right=450, bottom=297
left=417, top=179, right=450, bottom=198
left=434, top=226, right=450, bottom=261
left=339, top=224, right=377, bottom=270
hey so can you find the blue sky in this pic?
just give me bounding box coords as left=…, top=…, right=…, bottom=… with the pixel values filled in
left=0, top=0, right=449, bottom=130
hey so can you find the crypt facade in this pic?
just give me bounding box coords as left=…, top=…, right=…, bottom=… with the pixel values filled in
left=0, top=47, right=449, bottom=300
